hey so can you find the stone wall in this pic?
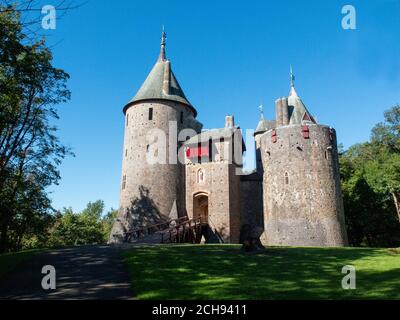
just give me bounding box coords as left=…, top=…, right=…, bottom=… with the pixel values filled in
left=110, top=100, right=200, bottom=242
left=185, top=139, right=241, bottom=243
left=240, top=172, right=263, bottom=230
left=260, top=124, right=348, bottom=247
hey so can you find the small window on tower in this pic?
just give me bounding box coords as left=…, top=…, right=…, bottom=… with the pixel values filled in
left=122, top=175, right=126, bottom=190
left=209, top=139, right=212, bottom=162
left=149, top=108, right=153, bottom=121
left=284, top=172, right=289, bottom=185
left=180, top=112, right=184, bottom=124
left=125, top=149, right=128, bottom=157
left=126, top=114, right=129, bottom=127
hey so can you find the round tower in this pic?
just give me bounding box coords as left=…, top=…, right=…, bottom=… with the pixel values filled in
left=259, top=70, right=348, bottom=246
left=110, top=30, right=202, bottom=242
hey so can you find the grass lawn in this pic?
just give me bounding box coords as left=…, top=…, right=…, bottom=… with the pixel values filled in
left=123, top=245, right=400, bottom=300
left=0, top=250, right=41, bottom=283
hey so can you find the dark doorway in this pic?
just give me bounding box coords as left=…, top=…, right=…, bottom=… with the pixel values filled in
left=193, top=193, right=208, bottom=224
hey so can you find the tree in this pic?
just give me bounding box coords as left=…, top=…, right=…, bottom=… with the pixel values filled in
left=339, top=105, right=400, bottom=247
left=46, top=201, right=116, bottom=247
left=371, top=104, right=400, bottom=152
left=0, top=6, right=71, bottom=252
left=369, top=105, right=400, bottom=220
left=0, top=1, right=79, bottom=36
left=101, top=208, right=117, bottom=241
left=363, top=150, right=400, bottom=221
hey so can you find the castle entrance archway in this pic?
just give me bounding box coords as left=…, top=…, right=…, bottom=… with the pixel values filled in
left=193, top=193, right=208, bottom=224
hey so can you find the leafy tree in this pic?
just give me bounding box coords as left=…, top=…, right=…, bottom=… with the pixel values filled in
left=0, top=6, right=71, bottom=252
left=46, top=201, right=116, bottom=247
left=340, top=105, right=400, bottom=247
left=371, top=104, right=400, bottom=152
left=368, top=105, right=400, bottom=221
left=101, top=208, right=117, bottom=241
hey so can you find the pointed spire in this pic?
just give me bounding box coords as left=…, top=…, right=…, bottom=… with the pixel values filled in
left=158, top=26, right=167, bottom=61
left=289, top=65, right=298, bottom=96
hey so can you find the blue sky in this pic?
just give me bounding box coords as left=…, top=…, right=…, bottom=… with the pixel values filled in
left=40, top=0, right=400, bottom=212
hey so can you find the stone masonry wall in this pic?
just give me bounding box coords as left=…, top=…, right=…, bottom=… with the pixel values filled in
left=110, top=100, right=199, bottom=242
left=240, top=173, right=263, bottom=230
left=260, top=124, right=348, bottom=247
left=185, top=139, right=241, bottom=243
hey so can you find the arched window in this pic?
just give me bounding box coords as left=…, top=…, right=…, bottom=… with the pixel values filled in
left=197, top=168, right=205, bottom=184
left=284, top=172, right=289, bottom=185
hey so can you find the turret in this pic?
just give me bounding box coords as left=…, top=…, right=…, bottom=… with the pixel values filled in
left=259, top=67, right=348, bottom=247
left=110, top=29, right=202, bottom=243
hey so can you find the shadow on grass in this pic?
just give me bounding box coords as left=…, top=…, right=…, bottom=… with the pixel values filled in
left=0, top=249, right=41, bottom=282
left=122, top=245, right=400, bottom=300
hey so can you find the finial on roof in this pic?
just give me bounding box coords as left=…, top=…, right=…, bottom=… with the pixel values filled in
left=159, top=26, right=167, bottom=61
left=289, top=65, right=298, bottom=96
left=290, top=65, right=295, bottom=88
left=259, top=104, right=264, bottom=119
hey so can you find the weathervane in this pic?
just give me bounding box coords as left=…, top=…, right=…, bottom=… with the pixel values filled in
left=161, top=25, right=167, bottom=46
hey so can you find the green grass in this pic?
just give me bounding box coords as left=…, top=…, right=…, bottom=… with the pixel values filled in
left=123, top=245, right=400, bottom=300
left=0, top=249, right=41, bottom=282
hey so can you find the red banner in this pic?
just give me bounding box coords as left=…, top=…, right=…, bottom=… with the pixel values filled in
left=186, top=146, right=209, bottom=158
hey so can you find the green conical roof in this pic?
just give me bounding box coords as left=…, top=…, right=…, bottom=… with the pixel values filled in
left=124, top=31, right=196, bottom=115
left=130, top=60, right=193, bottom=107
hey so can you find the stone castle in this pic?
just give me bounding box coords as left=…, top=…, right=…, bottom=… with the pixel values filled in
left=110, top=31, right=348, bottom=247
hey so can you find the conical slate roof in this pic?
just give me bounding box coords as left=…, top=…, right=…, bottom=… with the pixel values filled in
left=255, top=118, right=268, bottom=134
left=254, top=105, right=275, bottom=135
left=287, top=86, right=315, bottom=125
left=124, top=31, right=196, bottom=116
left=130, top=60, right=193, bottom=107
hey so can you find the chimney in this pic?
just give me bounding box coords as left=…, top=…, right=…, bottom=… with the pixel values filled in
left=225, top=115, right=234, bottom=128
left=275, top=98, right=283, bottom=127
left=281, top=97, right=289, bottom=125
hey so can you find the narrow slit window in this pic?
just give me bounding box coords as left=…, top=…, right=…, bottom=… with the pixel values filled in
left=209, top=139, right=212, bottom=162
left=284, top=172, right=289, bottom=185
left=197, top=143, right=201, bottom=164
left=122, top=175, right=126, bottom=190
left=149, top=108, right=153, bottom=121
left=180, top=112, right=184, bottom=124
left=324, top=150, right=328, bottom=160
left=126, top=114, right=129, bottom=127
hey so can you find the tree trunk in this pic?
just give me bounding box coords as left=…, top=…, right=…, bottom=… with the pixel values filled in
left=391, top=192, right=400, bottom=222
